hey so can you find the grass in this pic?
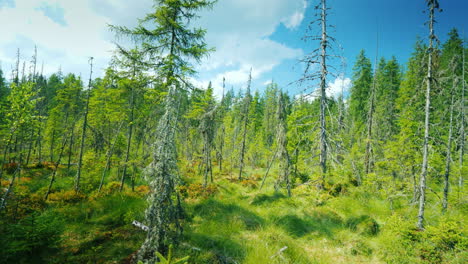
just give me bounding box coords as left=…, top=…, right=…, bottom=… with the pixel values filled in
left=0, top=164, right=466, bottom=263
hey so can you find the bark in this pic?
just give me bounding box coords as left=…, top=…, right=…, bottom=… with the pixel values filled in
left=442, top=82, right=455, bottom=212
left=459, top=39, right=466, bottom=191
left=120, top=84, right=136, bottom=192
left=67, top=127, right=74, bottom=172
left=418, top=0, right=437, bottom=230
left=74, top=58, right=93, bottom=193
left=99, top=122, right=124, bottom=193
left=238, top=70, right=252, bottom=180
left=319, top=0, right=328, bottom=187
left=0, top=166, right=20, bottom=212
left=45, top=132, right=69, bottom=200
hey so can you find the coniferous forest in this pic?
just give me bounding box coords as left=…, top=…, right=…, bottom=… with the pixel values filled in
left=0, top=0, right=466, bottom=263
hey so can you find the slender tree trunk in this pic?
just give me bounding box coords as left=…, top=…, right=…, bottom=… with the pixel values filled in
left=25, top=129, right=35, bottom=166
left=418, top=1, right=437, bottom=230
left=238, top=70, right=252, bottom=180
left=45, top=133, right=69, bottom=200
left=459, top=38, right=466, bottom=191
left=68, top=127, right=74, bottom=171
left=75, top=58, right=93, bottom=193
left=120, top=85, right=135, bottom=192
left=0, top=166, right=20, bottom=212
left=442, top=82, right=455, bottom=212
left=319, top=0, right=328, bottom=187
left=99, top=122, right=124, bottom=192
left=0, top=134, right=14, bottom=182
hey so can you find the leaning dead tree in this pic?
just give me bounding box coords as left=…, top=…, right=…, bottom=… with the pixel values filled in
left=418, top=0, right=441, bottom=230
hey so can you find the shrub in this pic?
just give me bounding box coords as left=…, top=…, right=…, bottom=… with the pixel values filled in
left=240, top=179, right=257, bottom=188
left=48, top=190, right=86, bottom=204
left=2, top=162, right=19, bottom=174
left=178, top=183, right=218, bottom=199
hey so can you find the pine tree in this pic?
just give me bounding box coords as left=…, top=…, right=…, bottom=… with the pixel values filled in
left=349, top=50, right=373, bottom=129
left=110, top=0, right=215, bottom=260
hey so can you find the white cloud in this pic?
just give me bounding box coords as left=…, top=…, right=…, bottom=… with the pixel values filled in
left=194, top=0, right=306, bottom=94
left=301, top=75, right=352, bottom=101
left=327, top=75, right=351, bottom=98
left=284, top=11, right=305, bottom=29
left=0, top=0, right=307, bottom=92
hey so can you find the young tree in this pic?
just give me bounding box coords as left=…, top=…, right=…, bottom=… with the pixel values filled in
left=349, top=50, right=373, bottom=129
left=110, top=0, right=215, bottom=260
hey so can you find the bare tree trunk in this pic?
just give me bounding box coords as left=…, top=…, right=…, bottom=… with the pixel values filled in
left=238, top=70, right=252, bottom=180
left=442, top=82, right=456, bottom=212
left=418, top=0, right=438, bottom=230
left=120, top=85, right=135, bottom=192
left=68, top=127, right=74, bottom=171
left=319, top=0, right=328, bottom=187
left=50, top=129, right=56, bottom=162
left=99, top=122, right=124, bottom=193
left=45, top=133, right=69, bottom=200
left=459, top=37, right=466, bottom=192
left=0, top=166, right=20, bottom=212
left=75, top=57, right=93, bottom=193
left=0, top=134, right=14, bottom=182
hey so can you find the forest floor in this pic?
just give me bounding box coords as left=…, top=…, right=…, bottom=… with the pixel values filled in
left=0, top=162, right=466, bottom=263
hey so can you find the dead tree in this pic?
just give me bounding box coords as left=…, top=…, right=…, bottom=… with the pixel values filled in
left=45, top=130, right=70, bottom=200
left=275, top=92, right=291, bottom=197
left=238, top=70, right=252, bottom=180
left=99, top=121, right=124, bottom=193
left=459, top=36, right=466, bottom=191
left=300, top=0, right=338, bottom=187
left=442, top=77, right=456, bottom=212
left=418, top=0, right=441, bottom=230
left=74, top=57, right=93, bottom=193
left=200, top=105, right=218, bottom=187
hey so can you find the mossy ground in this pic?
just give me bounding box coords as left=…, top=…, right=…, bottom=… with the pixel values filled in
left=0, top=163, right=466, bottom=263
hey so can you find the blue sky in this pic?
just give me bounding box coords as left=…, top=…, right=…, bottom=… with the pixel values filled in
left=0, top=0, right=467, bottom=98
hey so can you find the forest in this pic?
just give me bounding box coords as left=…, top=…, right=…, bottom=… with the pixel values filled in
left=0, top=0, right=466, bottom=263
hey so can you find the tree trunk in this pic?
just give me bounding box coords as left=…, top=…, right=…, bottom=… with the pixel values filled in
left=120, top=84, right=135, bottom=192
left=319, top=0, right=328, bottom=187
left=238, top=70, right=252, bottom=180
left=418, top=1, right=437, bottom=230
left=442, top=82, right=455, bottom=212
left=459, top=38, right=466, bottom=192
left=45, top=132, right=69, bottom=200
left=75, top=58, right=93, bottom=193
